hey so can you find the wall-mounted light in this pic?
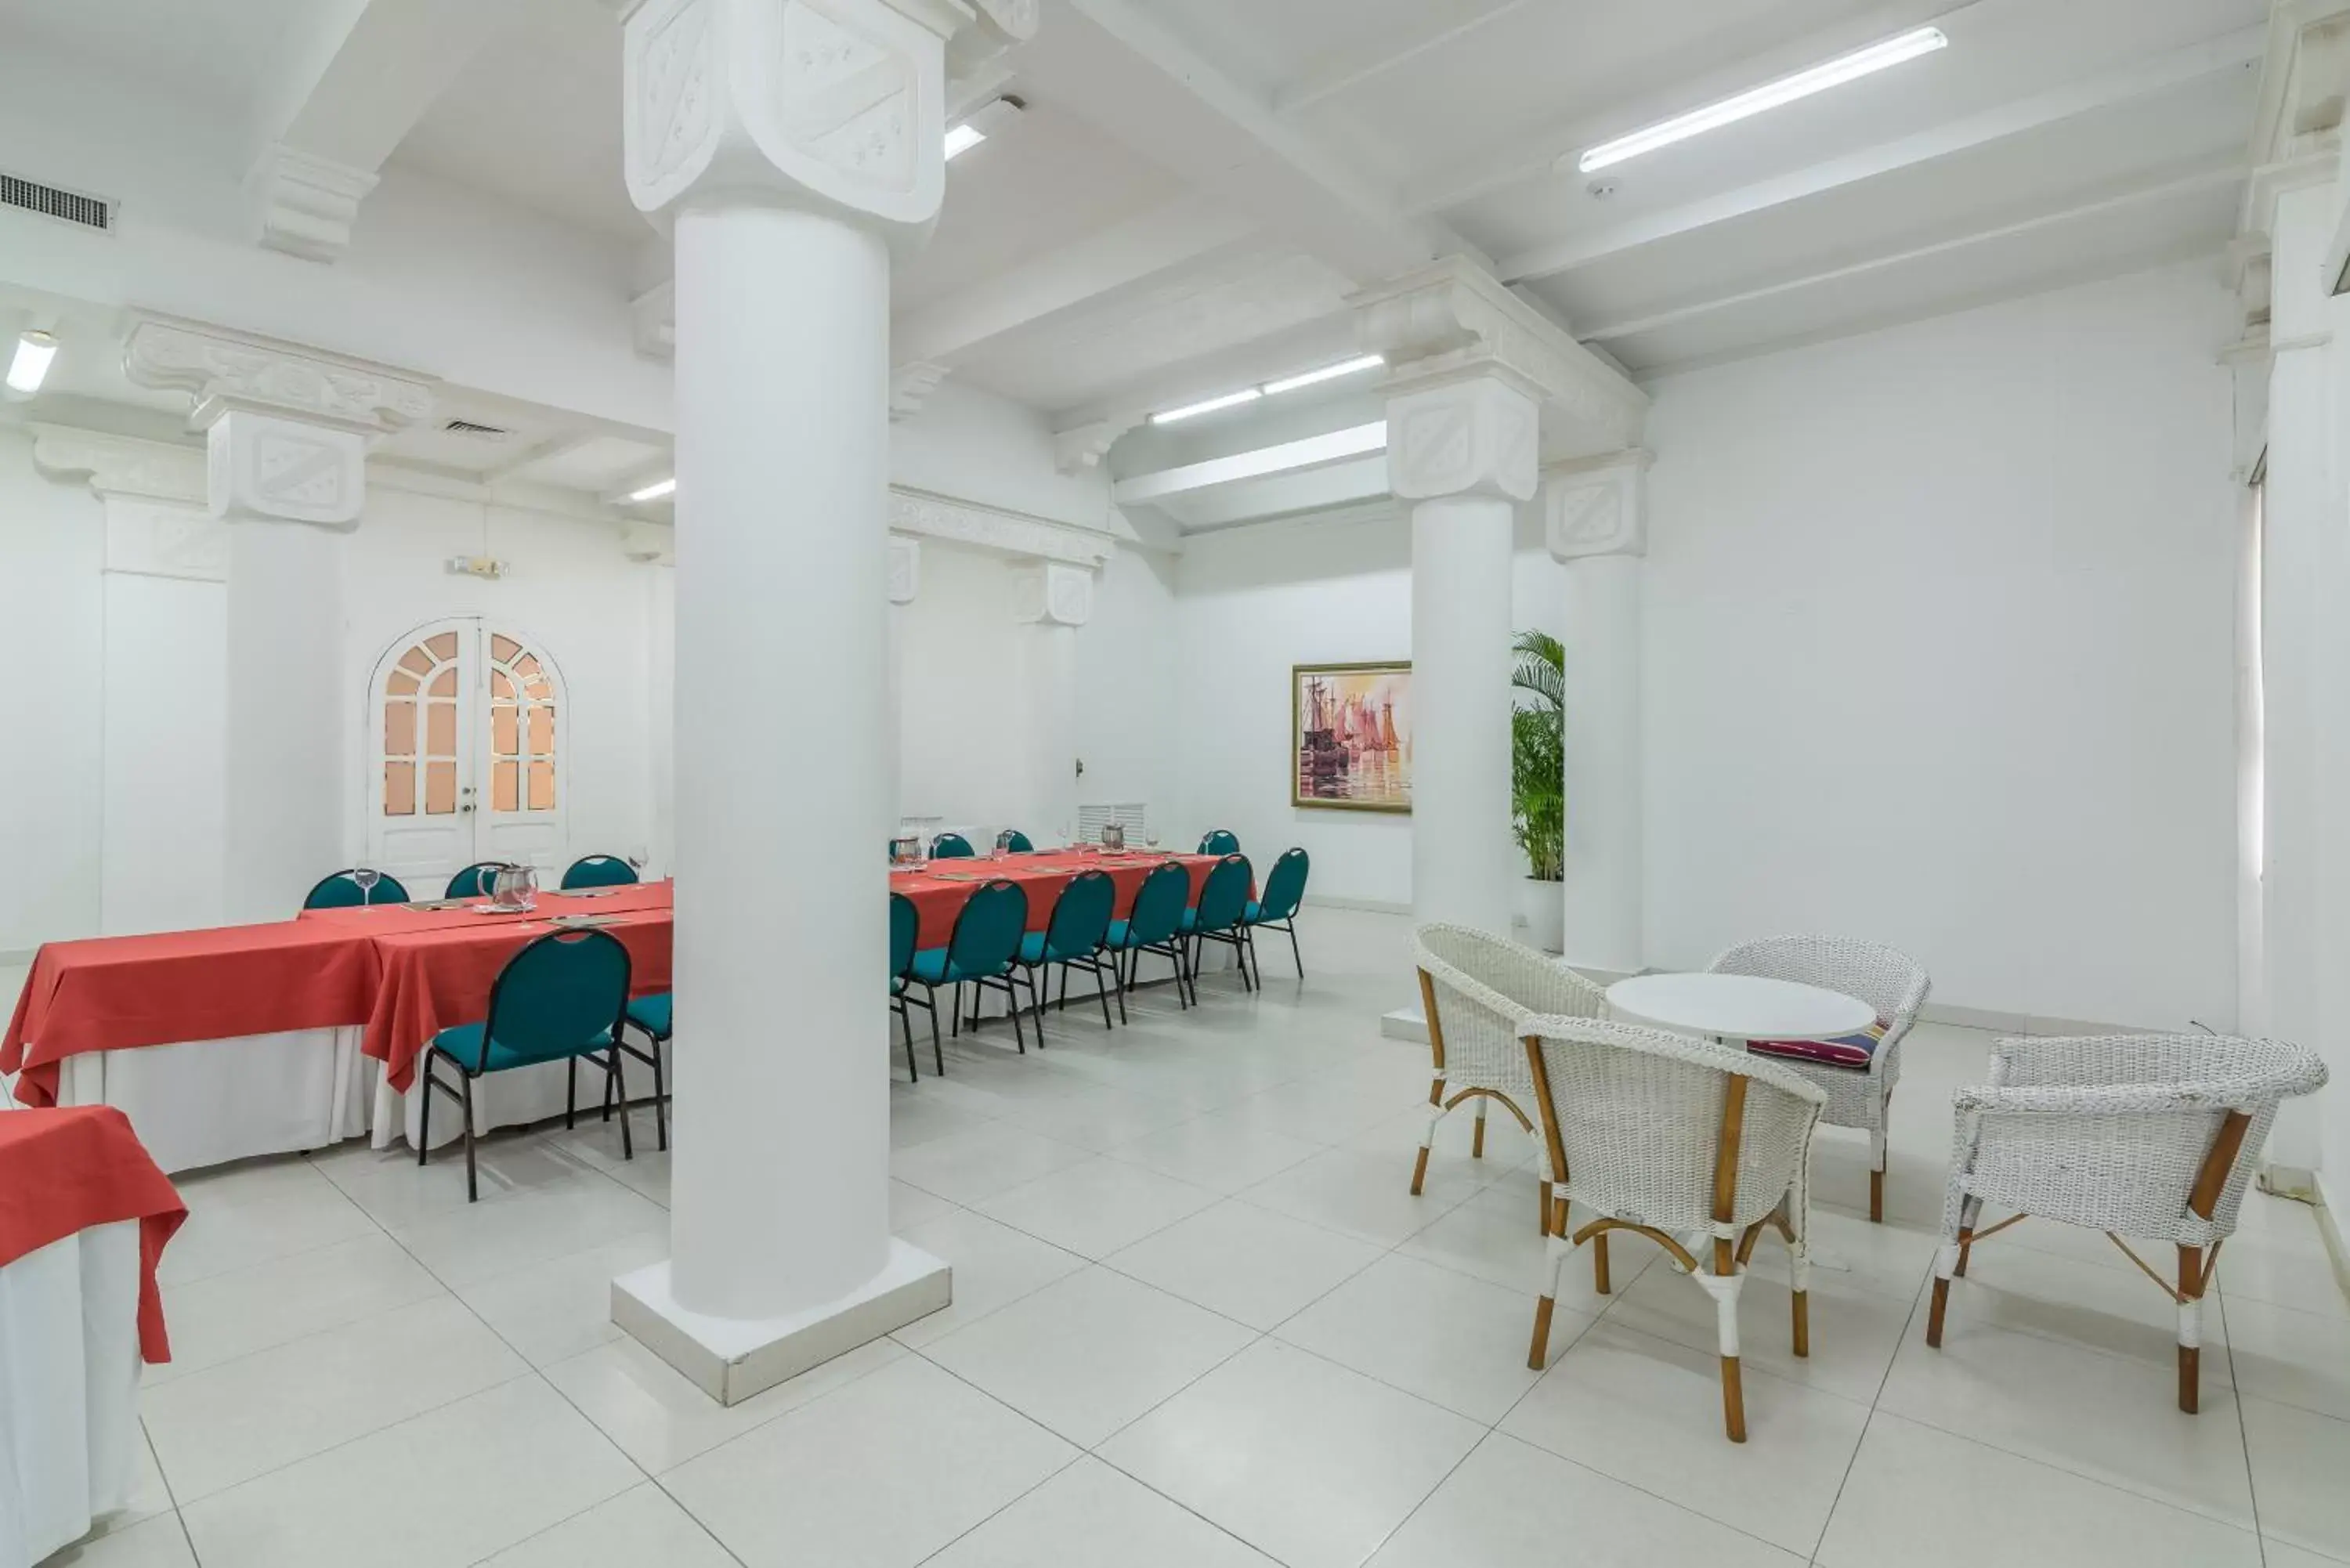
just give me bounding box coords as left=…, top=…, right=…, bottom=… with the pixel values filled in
left=5, top=330, right=56, bottom=396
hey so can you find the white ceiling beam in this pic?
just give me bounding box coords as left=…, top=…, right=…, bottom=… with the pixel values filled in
left=1012, top=0, right=1463, bottom=283
left=1497, top=25, right=2265, bottom=286
left=1111, top=421, right=1386, bottom=504
left=246, top=0, right=527, bottom=262
left=1399, top=0, right=1976, bottom=215
left=1273, top=0, right=1528, bottom=117
left=1577, top=158, right=2243, bottom=343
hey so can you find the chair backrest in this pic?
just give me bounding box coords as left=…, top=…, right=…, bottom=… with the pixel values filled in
left=1524, top=1013, right=1825, bottom=1236
left=933, top=833, right=975, bottom=859
left=446, top=862, right=510, bottom=900
left=1042, top=869, right=1115, bottom=959
left=1000, top=829, right=1035, bottom=854
left=473, top=929, right=632, bottom=1071
left=1256, top=847, right=1310, bottom=921
left=562, top=854, right=638, bottom=890
left=889, top=891, right=920, bottom=977
left=304, top=869, right=412, bottom=909
left=1125, top=862, right=1192, bottom=946
left=1194, top=854, right=1252, bottom=934
left=1198, top=829, right=1240, bottom=856
left=1709, top=935, right=1929, bottom=1040
left=945, top=880, right=1028, bottom=977
left=1415, top=923, right=1607, bottom=1093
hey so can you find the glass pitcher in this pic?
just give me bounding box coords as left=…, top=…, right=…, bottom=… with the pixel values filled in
left=890, top=834, right=923, bottom=868
left=1099, top=822, right=1126, bottom=853
left=490, top=863, right=540, bottom=912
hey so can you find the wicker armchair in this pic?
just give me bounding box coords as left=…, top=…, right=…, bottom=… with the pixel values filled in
left=1414, top=924, right=1607, bottom=1227
left=1924, top=1033, right=2326, bottom=1413
left=1708, top=936, right=1929, bottom=1221
left=1521, top=1014, right=1827, bottom=1442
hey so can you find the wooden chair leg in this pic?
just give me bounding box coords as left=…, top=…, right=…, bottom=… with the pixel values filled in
left=2178, top=1244, right=2203, bottom=1414
left=1710, top=1238, right=1746, bottom=1443
left=1527, top=1295, right=1556, bottom=1369
left=1537, top=1178, right=1552, bottom=1234
left=1471, top=1101, right=1487, bottom=1158
left=1593, top=1232, right=1611, bottom=1295
left=1409, top=1145, right=1431, bottom=1195
left=1792, top=1289, right=1810, bottom=1358
left=1719, top=1354, right=1747, bottom=1443
left=1869, top=1168, right=1884, bottom=1223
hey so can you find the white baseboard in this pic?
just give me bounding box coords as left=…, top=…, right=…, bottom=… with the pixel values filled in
left=2313, top=1169, right=2350, bottom=1308
left=1305, top=894, right=1412, bottom=916
left=0, top=948, right=31, bottom=969
left=1915, top=1002, right=2153, bottom=1037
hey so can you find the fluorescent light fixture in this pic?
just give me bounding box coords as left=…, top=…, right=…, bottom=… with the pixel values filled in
left=1575, top=26, right=1947, bottom=173
left=627, top=476, right=676, bottom=503
left=943, top=123, right=986, bottom=161
left=1263, top=354, right=1384, bottom=396
left=6, top=331, right=56, bottom=395
left=1151, top=387, right=1262, bottom=425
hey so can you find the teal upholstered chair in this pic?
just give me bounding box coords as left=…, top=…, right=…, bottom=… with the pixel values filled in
left=562, top=854, right=638, bottom=890
left=1018, top=869, right=1120, bottom=1031
left=1242, top=847, right=1311, bottom=977
left=611, top=990, right=671, bottom=1151
left=445, top=862, right=510, bottom=900
left=931, top=833, right=976, bottom=859
left=1108, top=861, right=1195, bottom=1009
left=891, top=891, right=935, bottom=1081
left=1198, top=829, right=1240, bottom=856
left=304, top=869, right=411, bottom=909
left=908, top=879, right=1031, bottom=1057
left=420, top=929, right=634, bottom=1201
left=1184, top=854, right=1256, bottom=993
left=997, top=829, right=1036, bottom=854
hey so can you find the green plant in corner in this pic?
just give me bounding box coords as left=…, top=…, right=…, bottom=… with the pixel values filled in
left=1511, top=629, right=1564, bottom=883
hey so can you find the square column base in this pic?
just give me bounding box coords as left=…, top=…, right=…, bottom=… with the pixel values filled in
left=1380, top=1006, right=1429, bottom=1045
left=612, top=1240, right=950, bottom=1407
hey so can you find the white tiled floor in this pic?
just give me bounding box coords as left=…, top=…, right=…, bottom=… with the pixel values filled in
left=37, top=911, right=2350, bottom=1567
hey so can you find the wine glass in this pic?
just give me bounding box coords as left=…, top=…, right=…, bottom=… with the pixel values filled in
left=352, top=867, right=381, bottom=905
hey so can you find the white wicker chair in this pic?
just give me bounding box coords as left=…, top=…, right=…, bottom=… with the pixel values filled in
left=1414, top=924, right=1607, bottom=1227
left=1521, top=1013, right=1826, bottom=1441
left=1925, top=1033, right=2327, bottom=1413
left=1708, top=936, right=1929, bottom=1222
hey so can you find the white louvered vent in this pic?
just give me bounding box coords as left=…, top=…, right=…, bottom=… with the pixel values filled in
left=443, top=419, right=510, bottom=438
left=1078, top=803, right=1150, bottom=844
left=0, top=172, right=112, bottom=232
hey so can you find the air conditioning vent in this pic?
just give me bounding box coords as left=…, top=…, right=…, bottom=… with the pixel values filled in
left=0, top=172, right=112, bottom=232
left=443, top=418, right=510, bottom=438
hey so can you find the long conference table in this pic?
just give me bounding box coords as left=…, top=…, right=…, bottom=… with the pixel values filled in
left=1, top=851, right=1226, bottom=1173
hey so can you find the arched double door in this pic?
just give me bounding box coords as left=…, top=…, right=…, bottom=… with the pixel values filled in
left=366, top=618, right=567, bottom=894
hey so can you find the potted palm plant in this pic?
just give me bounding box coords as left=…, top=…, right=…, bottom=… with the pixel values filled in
left=1511, top=629, right=1565, bottom=952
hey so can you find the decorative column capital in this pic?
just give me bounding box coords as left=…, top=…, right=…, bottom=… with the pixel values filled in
left=249, top=145, right=381, bottom=263
left=621, top=0, right=1028, bottom=247
left=1012, top=559, right=1092, bottom=628
left=30, top=425, right=227, bottom=581
left=1052, top=417, right=1141, bottom=475
left=1545, top=450, right=1650, bottom=561
left=888, top=534, right=921, bottom=603
left=1386, top=376, right=1538, bottom=504
left=624, top=518, right=678, bottom=565
left=891, top=361, right=949, bottom=420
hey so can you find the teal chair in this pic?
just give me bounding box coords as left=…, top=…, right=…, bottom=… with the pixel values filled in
left=891, top=891, right=935, bottom=1081
left=1108, top=861, right=1195, bottom=1009
left=1018, top=869, right=1120, bottom=1031
left=1198, top=829, right=1240, bottom=856
left=610, top=991, right=671, bottom=1151
left=1242, top=847, right=1311, bottom=978
left=1184, top=854, right=1256, bottom=994
left=562, top=854, right=638, bottom=889
left=932, top=833, right=976, bottom=859
left=998, top=829, right=1036, bottom=854
left=304, top=869, right=411, bottom=909
left=419, top=929, right=634, bottom=1201
left=908, top=880, right=1031, bottom=1057
left=445, top=862, right=510, bottom=900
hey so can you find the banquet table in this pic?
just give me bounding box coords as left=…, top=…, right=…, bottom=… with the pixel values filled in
left=0, top=1106, right=184, bottom=1568
left=891, top=850, right=1224, bottom=948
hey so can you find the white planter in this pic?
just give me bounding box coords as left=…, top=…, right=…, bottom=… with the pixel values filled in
left=1514, top=876, right=1564, bottom=954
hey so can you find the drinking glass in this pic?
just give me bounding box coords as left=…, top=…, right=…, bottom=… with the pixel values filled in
left=352, top=867, right=381, bottom=905
left=992, top=829, right=1014, bottom=859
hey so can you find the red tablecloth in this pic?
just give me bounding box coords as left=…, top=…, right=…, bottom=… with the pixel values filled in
left=361, top=884, right=675, bottom=1093
left=891, top=852, right=1224, bottom=947
left=0, top=1107, right=186, bottom=1361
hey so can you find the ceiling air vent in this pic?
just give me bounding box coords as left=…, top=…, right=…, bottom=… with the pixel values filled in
left=0, top=172, right=113, bottom=232
left=443, top=418, right=510, bottom=438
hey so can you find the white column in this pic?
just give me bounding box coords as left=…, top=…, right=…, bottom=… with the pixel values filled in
left=610, top=0, right=1025, bottom=1404
left=1389, top=375, right=1537, bottom=935
left=1546, top=454, right=1648, bottom=973
left=887, top=536, right=920, bottom=829
left=1014, top=561, right=1090, bottom=845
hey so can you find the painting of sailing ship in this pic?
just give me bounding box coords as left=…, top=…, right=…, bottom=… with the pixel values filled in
left=1292, top=662, right=1412, bottom=813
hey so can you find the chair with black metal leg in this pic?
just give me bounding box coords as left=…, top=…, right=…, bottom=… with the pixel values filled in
left=418, top=928, right=634, bottom=1202
left=907, top=879, right=1031, bottom=1057
left=891, top=891, right=933, bottom=1080
left=1241, top=847, right=1311, bottom=977
left=1106, top=860, right=1195, bottom=1008
left=1018, top=869, right=1120, bottom=1034
left=304, top=869, right=412, bottom=909
left=1184, top=853, right=1256, bottom=993
left=561, top=854, right=639, bottom=889
left=608, top=990, right=671, bottom=1151
left=1198, top=829, right=1240, bottom=856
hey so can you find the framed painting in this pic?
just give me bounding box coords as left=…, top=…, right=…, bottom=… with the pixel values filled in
left=1292, top=661, right=1412, bottom=813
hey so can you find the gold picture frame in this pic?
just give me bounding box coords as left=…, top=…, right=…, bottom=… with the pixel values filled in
left=1292, top=661, right=1412, bottom=813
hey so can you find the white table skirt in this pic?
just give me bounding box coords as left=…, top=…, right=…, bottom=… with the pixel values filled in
left=18, top=1031, right=586, bottom=1176
left=0, top=1221, right=141, bottom=1568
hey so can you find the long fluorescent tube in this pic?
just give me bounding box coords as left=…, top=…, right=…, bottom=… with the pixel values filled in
left=944, top=124, right=986, bottom=161
left=1151, top=387, right=1261, bottom=425
left=1576, top=27, right=1947, bottom=173
left=627, top=476, right=676, bottom=502
left=1263, top=354, right=1384, bottom=396
left=6, top=331, right=56, bottom=394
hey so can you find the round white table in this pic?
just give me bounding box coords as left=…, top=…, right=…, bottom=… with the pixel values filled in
left=1605, top=972, right=1875, bottom=1043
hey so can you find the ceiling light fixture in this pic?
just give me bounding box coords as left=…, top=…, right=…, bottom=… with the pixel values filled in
left=1262, top=354, right=1385, bottom=396
left=943, top=124, right=987, bottom=160
left=1574, top=25, right=1947, bottom=173
left=627, top=476, right=676, bottom=503
left=5, top=330, right=56, bottom=395
left=1151, top=388, right=1262, bottom=425
left=945, top=94, right=1025, bottom=163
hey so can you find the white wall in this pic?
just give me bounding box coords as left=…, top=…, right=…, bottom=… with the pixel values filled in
left=1641, top=264, right=2240, bottom=1028
left=890, top=381, right=1115, bottom=533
